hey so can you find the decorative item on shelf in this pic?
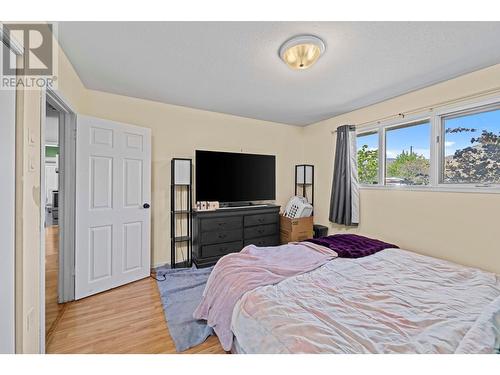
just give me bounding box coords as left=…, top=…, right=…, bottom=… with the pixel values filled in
left=170, top=158, right=193, bottom=269
left=195, top=201, right=220, bottom=211
left=295, top=164, right=314, bottom=207
left=208, top=201, right=219, bottom=210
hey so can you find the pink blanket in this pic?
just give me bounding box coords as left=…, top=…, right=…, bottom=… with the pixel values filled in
left=193, top=242, right=337, bottom=351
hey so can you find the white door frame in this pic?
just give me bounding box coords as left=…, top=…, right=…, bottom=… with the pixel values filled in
left=39, top=87, right=77, bottom=353
left=39, top=92, right=46, bottom=354
left=0, top=38, right=19, bottom=354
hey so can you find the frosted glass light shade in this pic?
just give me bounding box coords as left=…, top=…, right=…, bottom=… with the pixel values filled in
left=174, top=159, right=191, bottom=185
left=296, top=165, right=313, bottom=184
left=279, top=35, right=325, bottom=70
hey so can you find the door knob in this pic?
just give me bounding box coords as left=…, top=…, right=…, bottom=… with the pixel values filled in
left=143, top=203, right=150, bottom=209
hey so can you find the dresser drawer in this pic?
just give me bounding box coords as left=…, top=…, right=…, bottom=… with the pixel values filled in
left=244, top=224, right=278, bottom=239
left=244, top=235, right=279, bottom=247
left=200, top=241, right=243, bottom=259
left=200, top=228, right=242, bottom=245
left=244, top=213, right=278, bottom=227
left=200, top=216, right=242, bottom=232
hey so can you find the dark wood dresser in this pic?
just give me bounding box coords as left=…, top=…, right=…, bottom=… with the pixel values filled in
left=192, top=205, right=280, bottom=268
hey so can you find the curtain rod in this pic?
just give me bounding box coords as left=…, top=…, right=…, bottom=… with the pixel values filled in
left=330, top=85, right=500, bottom=134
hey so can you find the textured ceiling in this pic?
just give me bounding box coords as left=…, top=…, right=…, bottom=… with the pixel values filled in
left=58, top=22, right=500, bottom=126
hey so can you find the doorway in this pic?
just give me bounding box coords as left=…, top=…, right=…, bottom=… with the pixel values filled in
left=41, top=90, right=77, bottom=351
left=44, top=103, right=63, bottom=341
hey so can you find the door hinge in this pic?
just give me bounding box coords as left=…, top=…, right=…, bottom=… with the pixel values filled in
left=436, top=135, right=440, bottom=143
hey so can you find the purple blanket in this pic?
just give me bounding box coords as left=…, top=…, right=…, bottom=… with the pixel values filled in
left=193, top=242, right=337, bottom=351
left=306, top=234, right=398, bottom=258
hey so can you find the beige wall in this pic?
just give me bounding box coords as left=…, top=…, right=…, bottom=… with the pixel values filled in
left=79, top=90, right=305, bottom=266
left=303, top=63, right=500, bottom=274
left=56, top=46, right=87, bottom=112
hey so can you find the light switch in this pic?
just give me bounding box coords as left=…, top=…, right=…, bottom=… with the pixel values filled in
left=27, top=128, right=36, bottom=145
left=26, top=308, right=34, bottom=333
left=29, top=156, right=36, bottom=171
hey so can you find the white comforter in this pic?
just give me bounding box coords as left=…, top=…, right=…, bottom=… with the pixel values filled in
left=231, top=248, right=500, bottom=353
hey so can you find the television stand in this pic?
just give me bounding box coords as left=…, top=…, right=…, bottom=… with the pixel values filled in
left=192, top=204, right=280, bottom=267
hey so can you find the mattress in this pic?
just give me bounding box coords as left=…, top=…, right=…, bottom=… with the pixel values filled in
left=230, top=248, right=500, bottom=353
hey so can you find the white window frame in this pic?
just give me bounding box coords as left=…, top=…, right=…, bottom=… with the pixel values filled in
left=356, top=94, right=500, bottom=194
left=383, top=118, right=433, bottom=186
left=436, top=100, right=500, bottom=191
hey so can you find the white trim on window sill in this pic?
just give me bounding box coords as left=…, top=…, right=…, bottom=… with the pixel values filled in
left=359, top=184, right=500, bottom=194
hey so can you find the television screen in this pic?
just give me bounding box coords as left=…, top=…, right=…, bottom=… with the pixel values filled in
left=195, top=150, right=276, bottom=203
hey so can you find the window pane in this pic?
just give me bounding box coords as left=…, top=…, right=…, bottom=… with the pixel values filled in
left=356, top=132, right=379, bottom=184
left=385, top=121, right=430, bottom=185
left=443, top=107, right=500, bottom=184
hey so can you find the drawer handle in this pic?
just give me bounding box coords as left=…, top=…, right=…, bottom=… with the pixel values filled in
left=257, top=229, right=265, bottom=234
left=220, top=247, right=227, bottom=251
left=218, top=222, right=225, bottom=226
left=258, top=218, right=264, bottom=223
left=218, top=234, right=227, bottom=239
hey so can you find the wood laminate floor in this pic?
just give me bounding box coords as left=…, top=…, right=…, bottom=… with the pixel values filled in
left=45, top=224, right=225, bottom=353
left=45, top=225, right=65, bottom=340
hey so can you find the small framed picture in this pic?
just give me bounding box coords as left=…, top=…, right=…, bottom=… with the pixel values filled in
left=208, top=201, right=219, bottom=210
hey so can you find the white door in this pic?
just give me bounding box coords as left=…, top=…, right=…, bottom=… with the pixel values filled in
left=75, top=115, right=151, bottom=299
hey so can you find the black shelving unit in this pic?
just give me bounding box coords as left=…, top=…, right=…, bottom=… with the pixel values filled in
left=295, top=164, right=314, bottom=206
left=170, top=158, right=193, bottom=268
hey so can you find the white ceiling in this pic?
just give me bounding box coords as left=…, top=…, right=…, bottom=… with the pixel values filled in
left=58, top=22, right=500, bottom=126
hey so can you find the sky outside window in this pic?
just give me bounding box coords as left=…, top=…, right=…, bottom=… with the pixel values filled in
left=444, top=107, right=500, bottom=156
left=356, top=132, right=378, bottom=151
left=385, top=121, right=430, bottom=160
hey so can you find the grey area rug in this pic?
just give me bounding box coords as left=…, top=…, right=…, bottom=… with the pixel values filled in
left=155, top=265, right=214, bottom=352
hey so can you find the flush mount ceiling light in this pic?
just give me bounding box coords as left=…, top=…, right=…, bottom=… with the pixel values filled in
left=279, top=35, right=326, bottom=70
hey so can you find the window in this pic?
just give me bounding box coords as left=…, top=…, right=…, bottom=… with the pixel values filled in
left=356, top=132, right=379, bottom=184
left=385, top=121, right=430, bottom=186
left=355, top=97, right=500, bottom=192
left=442, top=106, right=500, bottom=185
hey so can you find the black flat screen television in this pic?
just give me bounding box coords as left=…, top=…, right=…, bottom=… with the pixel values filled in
left=195, top=150, right=276, bottom=203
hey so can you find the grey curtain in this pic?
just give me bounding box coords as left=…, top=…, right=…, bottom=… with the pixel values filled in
left=329, top=125, right=359, bottom=226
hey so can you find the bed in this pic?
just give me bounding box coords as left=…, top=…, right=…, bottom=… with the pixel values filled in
left=193, top=235, right=500, bottom=354
left=230, top=248, right=500, bottom=353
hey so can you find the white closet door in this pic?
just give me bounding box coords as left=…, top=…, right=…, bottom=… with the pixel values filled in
left=75, top=115, right=151, bottom=299
left=0, top=42, right=16, bottom=353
